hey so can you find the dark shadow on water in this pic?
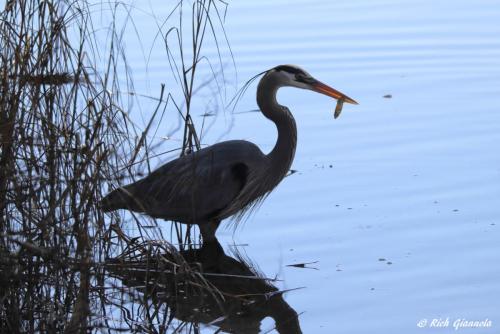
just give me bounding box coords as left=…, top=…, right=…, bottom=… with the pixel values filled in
left=106, top=238, right=302, bottom=333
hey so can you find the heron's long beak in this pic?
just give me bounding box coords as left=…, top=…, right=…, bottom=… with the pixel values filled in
left=311, top=80, right=358, bottom=105
left=310, top=80, right=358, bottom=119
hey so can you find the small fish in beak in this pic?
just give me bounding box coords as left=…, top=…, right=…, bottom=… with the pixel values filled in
left=334, top=98, right=345, bottom=119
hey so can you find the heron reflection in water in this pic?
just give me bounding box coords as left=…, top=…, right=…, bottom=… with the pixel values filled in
left=101, top=65, right=357, bottom=242
left=107, top=237, right=302, bottom=333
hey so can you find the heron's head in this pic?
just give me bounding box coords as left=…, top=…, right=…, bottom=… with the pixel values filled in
left=268, top=64, right=358, bottom=116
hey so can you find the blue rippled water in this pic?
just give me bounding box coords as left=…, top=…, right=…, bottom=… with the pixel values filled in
left=104, top=0, right=500, bottom=332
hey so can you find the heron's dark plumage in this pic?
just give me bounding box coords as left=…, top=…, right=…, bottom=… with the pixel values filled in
left=274, top=65, right=301, bottom=74
left=101, top=140, right=269, bottom=222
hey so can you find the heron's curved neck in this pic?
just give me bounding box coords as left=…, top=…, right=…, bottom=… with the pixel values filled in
left=257, top=74, right=297, bottom=176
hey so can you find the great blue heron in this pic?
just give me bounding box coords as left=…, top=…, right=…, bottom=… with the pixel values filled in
left=100, top=64, right=357, bottom=242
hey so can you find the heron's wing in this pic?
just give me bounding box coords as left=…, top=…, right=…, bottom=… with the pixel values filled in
left=123, top=140, right=264, bottom=222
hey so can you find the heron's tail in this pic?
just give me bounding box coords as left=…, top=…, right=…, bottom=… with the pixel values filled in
left=100, top=188, right=135, bottom=212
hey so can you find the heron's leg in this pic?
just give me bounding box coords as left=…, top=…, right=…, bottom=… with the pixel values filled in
left=199, top=220, right=221, bottom=243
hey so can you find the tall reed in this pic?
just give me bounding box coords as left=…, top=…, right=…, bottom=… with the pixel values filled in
left=0, top=0, right=232, bottom=332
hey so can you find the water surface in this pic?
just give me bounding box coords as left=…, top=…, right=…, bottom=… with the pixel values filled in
left=117, top=0, right=500, bottom=332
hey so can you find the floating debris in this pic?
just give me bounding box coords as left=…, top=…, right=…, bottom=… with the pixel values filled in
left=286, top=261, right=319, bottom=270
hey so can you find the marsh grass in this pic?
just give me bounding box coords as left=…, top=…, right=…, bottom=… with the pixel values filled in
left=0, top=0, right=237, bottom=332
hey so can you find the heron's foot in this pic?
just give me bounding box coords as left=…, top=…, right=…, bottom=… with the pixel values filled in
left=199, top=220, right=221, bottom=244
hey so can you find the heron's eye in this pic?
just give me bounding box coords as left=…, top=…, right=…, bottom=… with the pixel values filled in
left=295, top=73, right=306, bottom=82
left=295, top=73, right=313, bottom=84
